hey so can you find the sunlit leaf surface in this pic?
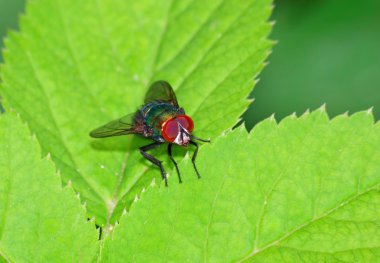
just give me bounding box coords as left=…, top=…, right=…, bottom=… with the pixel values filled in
left=0, top=112, right=98, bottom=262
left=103, top=109, right=380, bottom=262
left=0, top=0, right=273, bottom=226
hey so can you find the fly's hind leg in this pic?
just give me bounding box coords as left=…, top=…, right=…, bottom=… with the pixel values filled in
left=139, top=142, right=168, bottom=186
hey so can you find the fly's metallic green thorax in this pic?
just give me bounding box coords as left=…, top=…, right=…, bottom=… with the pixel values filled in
left=141, top=102, right=184, bottom=141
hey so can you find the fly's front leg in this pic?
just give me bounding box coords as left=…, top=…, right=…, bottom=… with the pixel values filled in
left=189, top=140, right=201, bottom=179
left=168, top=144, right=182, bottom=183
left=139, top=142, right=168, bottom=186
left=191, top=134, right=211, bottom=143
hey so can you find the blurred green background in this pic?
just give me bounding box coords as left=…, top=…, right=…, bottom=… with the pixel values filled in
left=0, top=0, right=25, bottom=57
left=1, top=0, right=379, bottom=129
left=244, top=0, right=380, bottom=129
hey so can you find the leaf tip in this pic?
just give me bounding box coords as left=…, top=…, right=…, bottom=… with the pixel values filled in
left=367, top=107, right=374, bottom=115
left=270, top=39, right=279, bottom=47
left=247, top=97, right=255, bottom=103
left=269, top=113, right=276, bottom=122
left=239, top=123, right=246, bottom=132
left=302, top=108, right=310, bottom=117
left=319, top=103, right=326, bottom=112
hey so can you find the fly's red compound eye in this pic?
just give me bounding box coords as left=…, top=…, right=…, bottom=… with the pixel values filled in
left=176, top=115, right=194, bottom=133
left=162, top=115, right=194, bottom=142
left=162, top=118, right=179, bottom=142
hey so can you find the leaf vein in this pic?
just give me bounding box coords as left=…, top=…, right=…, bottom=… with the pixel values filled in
left=239, top=183, right=380, bottom=261
left=155, top=0, right=226, bottom=73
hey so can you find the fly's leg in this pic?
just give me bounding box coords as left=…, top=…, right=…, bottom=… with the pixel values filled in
left=168, top=144, right=182, bottom=183
left=191, top=134, right=211, bottom=143
left=139, top=142, right=168, bottom=186
left=189, top=140, right=201, bottom=179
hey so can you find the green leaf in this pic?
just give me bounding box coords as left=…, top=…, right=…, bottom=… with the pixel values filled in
left=102, top=109, right=380, bottom=262
left=0, top=112, right=98, bottom=262
left=0, top=0, right=273, bottom=226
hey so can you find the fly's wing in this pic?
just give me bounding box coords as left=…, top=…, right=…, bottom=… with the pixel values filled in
left=144, top=80, right=179, bottom=107
left=89, top=112, right=144, bottom=138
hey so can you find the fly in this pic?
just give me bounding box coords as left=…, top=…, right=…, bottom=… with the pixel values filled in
left=90, top=81, right=210, bottom=186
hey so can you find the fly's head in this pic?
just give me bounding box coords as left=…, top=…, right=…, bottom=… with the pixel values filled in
left=161, top=115, right=194, bottom=146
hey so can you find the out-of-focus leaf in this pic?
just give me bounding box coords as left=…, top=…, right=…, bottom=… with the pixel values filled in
left=245, top=0, right=380, bottom=129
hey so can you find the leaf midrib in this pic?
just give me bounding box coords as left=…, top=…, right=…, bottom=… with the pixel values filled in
left=103, top=1, right=176, bottom=230
left=109, top=0, right=264, bottom=224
